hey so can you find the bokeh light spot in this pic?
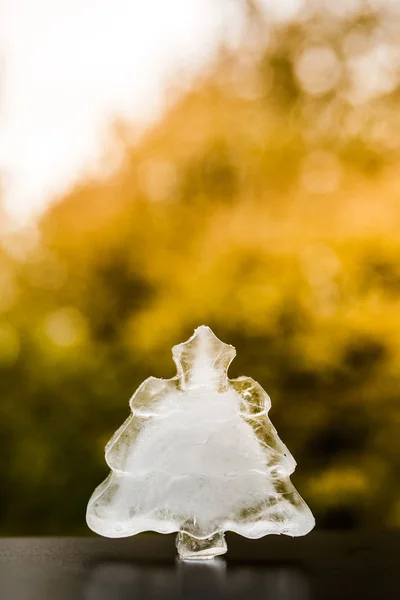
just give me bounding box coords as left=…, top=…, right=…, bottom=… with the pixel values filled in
left=300, top=151, right=343, bottom=194
left=259, top=0, right=304, bottom=23
left=324, top=0, right=363, bottom=20
left=138, top=159, right=177, bottom=202
left=43, top=308, right=87, bottom=348
left=346, top=43, right=399, bottom=104
left=295, top=46, right=341, bottom=96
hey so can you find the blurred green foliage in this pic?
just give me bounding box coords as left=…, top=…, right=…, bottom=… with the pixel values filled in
left=1, top=2, right=400, bottom=534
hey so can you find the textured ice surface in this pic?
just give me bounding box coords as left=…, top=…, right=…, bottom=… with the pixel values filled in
left=87, top=326, right=315, bottom=556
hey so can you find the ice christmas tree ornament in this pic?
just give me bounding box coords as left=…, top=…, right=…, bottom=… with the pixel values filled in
left=87, top=326, right=315, bottom=559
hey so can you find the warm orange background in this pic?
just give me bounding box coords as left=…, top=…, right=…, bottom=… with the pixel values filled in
left=1, top=2, right=400, bottom=534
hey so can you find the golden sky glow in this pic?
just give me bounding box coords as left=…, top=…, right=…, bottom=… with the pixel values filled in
left=0, top=0, right=245, bottom=223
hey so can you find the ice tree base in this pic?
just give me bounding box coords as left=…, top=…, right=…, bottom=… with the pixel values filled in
left=176, top=531, right=227, bottom=560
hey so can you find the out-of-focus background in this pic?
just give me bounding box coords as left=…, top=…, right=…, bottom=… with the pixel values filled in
left=1, top=0, right=400, bottom=535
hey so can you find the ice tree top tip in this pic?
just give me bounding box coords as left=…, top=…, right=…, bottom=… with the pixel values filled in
left=172, top=326, right=236, bottom=391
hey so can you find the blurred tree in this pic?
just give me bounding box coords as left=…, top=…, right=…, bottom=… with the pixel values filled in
left=1, top=1, right=400, bottom=533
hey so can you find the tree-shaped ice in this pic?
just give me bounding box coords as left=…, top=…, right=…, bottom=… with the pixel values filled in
left=87, top=326, right=315, bottom=559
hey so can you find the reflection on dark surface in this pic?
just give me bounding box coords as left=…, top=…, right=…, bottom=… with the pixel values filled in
left=1, top=536, right=399, bottom=600
left=84, top=559, right=310, bottom=600
left=226, top=566, right=310, bottom=600
left=84, top=562, right=179, bottom=600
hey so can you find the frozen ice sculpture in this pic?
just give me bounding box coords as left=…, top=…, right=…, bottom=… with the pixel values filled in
left=87, top=326, right=315, bottom=559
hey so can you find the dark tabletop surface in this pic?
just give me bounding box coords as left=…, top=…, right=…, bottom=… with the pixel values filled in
left=0, top=533, right=398, bottom=600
